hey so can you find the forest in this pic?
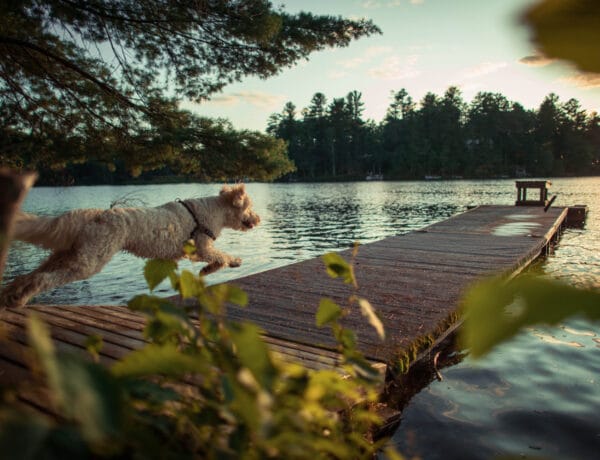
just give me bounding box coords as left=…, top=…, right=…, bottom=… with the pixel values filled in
left=30, top=86, right=600, bottom=185
left=267, top=87, right=600, bottom=181
left=7, top=86, right=600, bottom=184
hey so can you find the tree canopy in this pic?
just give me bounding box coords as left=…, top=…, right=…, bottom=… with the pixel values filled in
left=0, top=0, right=380, bottom=180
left=268, top=87, right=600, bottom=180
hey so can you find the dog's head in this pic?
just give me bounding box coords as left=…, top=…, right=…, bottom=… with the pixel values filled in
left=219, top=184, right=261, bottom=231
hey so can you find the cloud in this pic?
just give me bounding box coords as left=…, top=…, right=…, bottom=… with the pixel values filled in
left=365, top=45, right=394, bottom=58
left=368, top=55, right=421, bottom=80
left=328, top=70, right=349, bottom=80
left=339, top=56, right=367, bottom=69
left=519, top=54, right=555, bottom=67
left=336, top=45, right=393, bottom=69
left=462, top=61, right=508, bottom=79
left=560, top=73, right=600, bottom=89
left=361, top=0, right=423, bottom=8
left=206, top=91, right=286, bottom=109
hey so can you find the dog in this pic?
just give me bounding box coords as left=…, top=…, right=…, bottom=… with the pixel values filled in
left=0, top=184, right=260, bottom=308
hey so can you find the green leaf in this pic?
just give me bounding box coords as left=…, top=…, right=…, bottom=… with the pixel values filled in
left=54, top=356, right=123, bottom=444
left=356, top=297, right=385, bottom=340
left=523, top=0, right=600, bottom=74
left=143, top=310, right=190, bottom=343
left=183, top=239, right=197, bottom=256
left=227, top=285, right=248, bottom=307
left=0, top=408, right=51, bottom=459
left=27, top=317, right=122, bottom=443
left=229, top=323, right=276, bottom=389
left=316, top=298, right=343, bottom=327
left=144, top=259, right=177, bottom=291
left=85, top=334, right=103, bottom=362
left=461, top=275, right=600, bottom=358
left=338, top=328, right=357, bottom=350
left=179, top=270, right=200, bottom=298
left=121, top=380, right=181, bottom=405
left=344, top=353, right=381, bottom=382
left=27, top=314, right=55, bottom=364
left=127, top=294, right=172, bottom=314
left=112, top=344, right=207, bottom=378
left=322, top=252, right=356, bottom=286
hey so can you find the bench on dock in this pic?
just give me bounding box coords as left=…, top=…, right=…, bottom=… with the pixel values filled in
left=515, top=180, right=551, bottom=206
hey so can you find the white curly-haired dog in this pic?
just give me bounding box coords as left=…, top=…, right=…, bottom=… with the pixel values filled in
left=0, top=184, right=260, bottom=308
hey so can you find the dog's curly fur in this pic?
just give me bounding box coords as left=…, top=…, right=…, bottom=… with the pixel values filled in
left=0, top=184, right=260, bottom=308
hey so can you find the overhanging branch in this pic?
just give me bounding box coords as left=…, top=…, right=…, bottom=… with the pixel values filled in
left=0, top=35, right=147, bottom=114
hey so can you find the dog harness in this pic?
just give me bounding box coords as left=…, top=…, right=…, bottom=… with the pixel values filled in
left=176, top=199, right=217, bottom=241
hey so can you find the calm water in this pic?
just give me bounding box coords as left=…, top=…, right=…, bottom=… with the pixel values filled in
left=3, top=178, right=600, bottom=459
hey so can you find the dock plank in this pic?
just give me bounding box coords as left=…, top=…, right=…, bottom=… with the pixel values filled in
left=0, top=205, right=569, bottom=413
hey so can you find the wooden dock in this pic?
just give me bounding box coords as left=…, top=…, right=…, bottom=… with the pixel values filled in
left=0, top=205, right=569, bottom=413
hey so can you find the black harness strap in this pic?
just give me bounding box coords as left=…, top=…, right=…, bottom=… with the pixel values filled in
left=176, top=199, right=217, bottom=241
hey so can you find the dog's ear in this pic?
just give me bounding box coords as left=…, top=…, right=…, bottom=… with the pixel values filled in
left=220, top=184, right=246, bottom=208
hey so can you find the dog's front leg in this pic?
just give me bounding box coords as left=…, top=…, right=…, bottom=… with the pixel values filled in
left=196, top=241, right=242, bottom=275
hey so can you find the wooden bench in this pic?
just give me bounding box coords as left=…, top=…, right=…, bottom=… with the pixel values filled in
left=515, top=180, right=551, bottom=206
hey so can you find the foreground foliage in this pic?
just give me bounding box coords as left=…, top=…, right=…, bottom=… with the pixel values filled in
left=523, top=0, right=600, bottom=74
left=0, top=252, right=394, bottom=459
left=460, top=274, right=600, bottom=358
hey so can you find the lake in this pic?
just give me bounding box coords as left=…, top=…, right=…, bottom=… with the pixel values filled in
left=3, top=178, right=600, bottom=459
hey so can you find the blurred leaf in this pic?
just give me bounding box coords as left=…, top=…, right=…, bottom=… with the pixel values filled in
left=122, top=380, right=181, bottom=405
left=27, top=314, right=55, bottom=366
left=322, top=252, right=356, bottom=286
left=227, top=285, right=248, bottom=307
left=230, top=323, right=276, bottom=389
left=183, top=239, right=197, bottom=256
left=179, top=270, right=200, bottom=298
left=27, top=316, right=122, bottom=443
left=316, top=298, right=343, bottom=327
left=85, top=334, right=103, bottom=363
left=144, top=259, right=177, bottom=291
left=143, top=310, right=189, bottom=343
left=338, top=328, right=357, bottom=350
left=383, top=448, right=405, bottom=460
left=112, top=344, right=207, bottom=378
left=345, top=353, right=381, bottom=382
left=128, top=294, right=177, bottom=315
left=523, top=0, right=600, bottom=73
left=54, top=356, right=123, bottom=444
left=0, top=408, right=51, bottom=460
left=461, top=275, right=600, bottom=358
left=356, top=297, right=385, bottom=340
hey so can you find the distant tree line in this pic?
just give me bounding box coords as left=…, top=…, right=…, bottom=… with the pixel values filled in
left=267, top=87, right=600, bottom=180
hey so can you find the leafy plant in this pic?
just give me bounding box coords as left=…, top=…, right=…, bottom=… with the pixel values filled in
left=523, top=0, right=600, bottom=74
left=460, top=274, right=600, bottom=358
left=0, top=251, right=394, bottom=459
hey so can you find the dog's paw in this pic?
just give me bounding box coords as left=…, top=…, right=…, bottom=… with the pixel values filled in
left=229, top=257, right=242, bottom=268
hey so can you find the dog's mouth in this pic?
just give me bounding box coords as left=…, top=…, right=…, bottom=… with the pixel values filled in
left=241, top=214, right=260, bottom=230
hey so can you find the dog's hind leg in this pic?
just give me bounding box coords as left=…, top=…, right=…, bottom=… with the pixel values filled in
left=0, top=240, right=122, bottom=308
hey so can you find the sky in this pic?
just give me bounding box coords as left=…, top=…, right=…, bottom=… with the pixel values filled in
left=182, top=0, right=600, bottom=132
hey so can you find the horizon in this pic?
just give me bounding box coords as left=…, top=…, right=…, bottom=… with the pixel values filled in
left=182, top=0, right=600, bottom=132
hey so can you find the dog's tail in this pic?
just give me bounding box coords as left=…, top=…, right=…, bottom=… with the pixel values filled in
left=12, top=211, right=84, bottom=251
